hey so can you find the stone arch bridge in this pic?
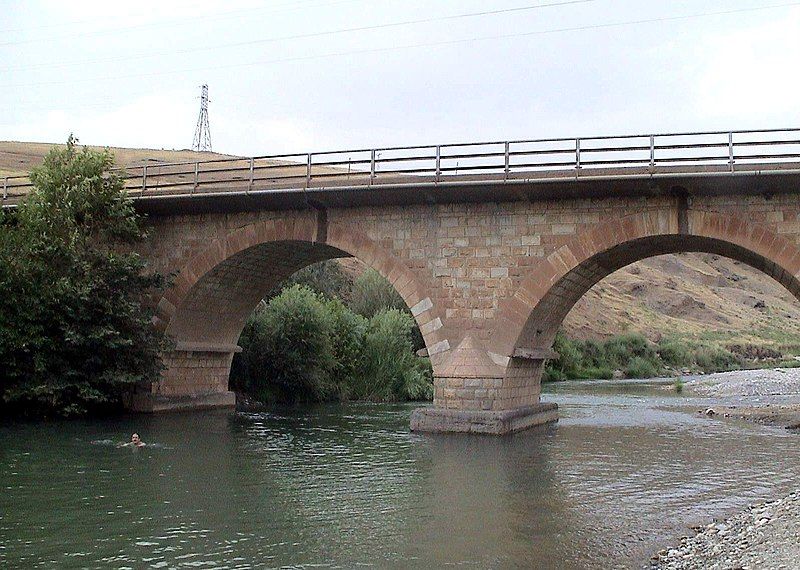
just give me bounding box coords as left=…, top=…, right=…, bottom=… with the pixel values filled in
left=6, top=129, right=800, bottom=433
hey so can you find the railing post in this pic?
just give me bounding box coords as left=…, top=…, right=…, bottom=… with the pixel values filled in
left=2, top=177, right=7, bottom=200
left=435, top=145, right=441, bottom=182
left=504, top=141, right=510, bottom=180
left=142, top=165, right=147, bottom=194
left=649, top=135, right=655, bottom=169
left=192, top=161, right=199, bottom=195
left=306, top=153, right=312, bottom=187
left=370, top=149, right=376, bottom=185
left=248, top=157, right=254, bottom=193
left=575, top=138, right=581, bottom=170
left=728, top=132, right=735, bottom=172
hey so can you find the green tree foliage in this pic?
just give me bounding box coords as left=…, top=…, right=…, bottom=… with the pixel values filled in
left=349, top=268, right=426, bottom=352
left=352, top=308, right=433, bottom=402
left=0, top=137, right=166, bottom=417
left=230, top=285, right=433, bottom=405
left=271, top=259, right=352, bottom=301
left=349, top=268, right=407, bottom=318
left=231, top=285, right=336, bottom=403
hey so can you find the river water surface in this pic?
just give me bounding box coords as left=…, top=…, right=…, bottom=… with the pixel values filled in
left=2, top=379, right=799, bottom=569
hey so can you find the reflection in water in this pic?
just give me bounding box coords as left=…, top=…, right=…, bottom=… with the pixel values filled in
left=1, top=381, right=798, bottom=569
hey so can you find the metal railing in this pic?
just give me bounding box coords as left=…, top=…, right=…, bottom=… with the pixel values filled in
left=3, top=127, right=800, bottom=202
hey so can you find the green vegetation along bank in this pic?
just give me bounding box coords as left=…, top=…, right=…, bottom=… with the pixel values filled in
left=544, top=331, right=799, bottom=382
left=0, top=138, right=166, bottom=418
left=231, top=281, right=433, bottom=406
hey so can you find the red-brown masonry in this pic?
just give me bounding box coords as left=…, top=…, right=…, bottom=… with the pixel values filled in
left=137, top=192, right=800, bottom=411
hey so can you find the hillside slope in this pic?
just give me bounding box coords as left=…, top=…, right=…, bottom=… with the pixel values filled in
left=3, top=141, right=799, bottom=353
left=0, top=141, right=237, bottom=178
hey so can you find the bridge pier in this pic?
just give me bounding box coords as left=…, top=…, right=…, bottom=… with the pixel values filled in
left=410, top=337, right=558, bottom=434
left=126, top=346, right=237, bottom=412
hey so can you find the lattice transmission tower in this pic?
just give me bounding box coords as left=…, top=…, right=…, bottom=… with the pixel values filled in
left=191, top=84, right=212, bottom=152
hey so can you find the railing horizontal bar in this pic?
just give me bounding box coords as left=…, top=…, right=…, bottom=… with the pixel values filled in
left=372, top=167, right=436, bottom=176
left=733, top=152, right=800, bottom=160
left=735, top=139, right=800, bottom=147
left=438, top=164, right=505, bottom=173
left=654, top=142, right=730, bottom=151
left=654, top=155, right=730, bottom=163
left=253, top=173, right=310, bottom=182
left=251, top=165, right=310, bottom=174
left=577, top=144, right=651, bottom=153
left=578, top=158, right=652, bottom=166
left=507, top=148, right=574, bottom=158
left=508, top=160, right=578, bottom=169
left=250, top=153, right=313, bottom=161
left=373, top=154, right=437, bottom=164
left=439, top=151, right=507, bottom=160
left=316, top=144, right=435, bottom=155
left=311, top=170, right=372, bottom=179
left=310, top=158, right=374, bottom=167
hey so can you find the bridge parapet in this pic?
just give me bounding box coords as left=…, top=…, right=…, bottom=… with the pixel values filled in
left=4, top=128, right=800, bottom=206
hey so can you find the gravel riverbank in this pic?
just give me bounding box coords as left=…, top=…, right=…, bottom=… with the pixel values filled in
left=650, top=368, right=800, bottom=567
left=685, top=367, right=800, bottom=430
left=651, top=492, right=800, bottom=569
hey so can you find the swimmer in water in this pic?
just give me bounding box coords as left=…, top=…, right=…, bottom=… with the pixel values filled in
left=118, top=433, right=146, bottom=448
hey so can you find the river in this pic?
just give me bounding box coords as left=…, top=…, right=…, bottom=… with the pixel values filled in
left=2, top=378, right=798, bottom=569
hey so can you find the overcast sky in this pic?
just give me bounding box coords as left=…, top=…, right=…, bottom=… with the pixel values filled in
left=2, top=0, right=799, bottom=155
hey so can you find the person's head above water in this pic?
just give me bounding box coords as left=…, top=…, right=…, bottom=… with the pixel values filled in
left=131, top=433, right=144, bottom=446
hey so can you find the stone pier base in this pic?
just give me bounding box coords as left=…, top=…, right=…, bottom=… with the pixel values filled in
left=410, top=402, right=558, bottom=435
left=126, top=390, right=236, bottom=413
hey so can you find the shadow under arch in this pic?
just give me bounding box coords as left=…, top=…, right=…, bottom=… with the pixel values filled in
left=492, top=209, right=800, bottom=357
left=146, top=213, right=447, bottom=402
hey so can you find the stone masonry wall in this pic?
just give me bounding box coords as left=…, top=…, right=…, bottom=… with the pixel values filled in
left=138, top=191, right=800, bottom=409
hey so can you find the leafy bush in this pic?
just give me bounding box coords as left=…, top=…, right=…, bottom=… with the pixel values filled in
left=325, top=298, right=367, bottom=400
left=0, top=137, right=166, bottom=417
left=273, top=260, right=352, bottom=301
left=356, top=309, right=433, bottom=401
left=603, top=333, right=659, bottom=369
left=231, top=285, right=336, bottom=404
left=693, top=345, right=740, bottom=372
left=230, top=286, right=432, bottom=405
left=544, top=332, right=663, bottom=381
left=624, top=356, right=660, bottom=379
left=349, top=269, right=407, bottom=318
left=658, top=340, right=692, bottom=367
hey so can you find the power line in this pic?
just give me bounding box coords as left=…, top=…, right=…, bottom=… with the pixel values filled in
left=0, top=0, right=595, bottom=72
left=0, top=0, right=362, bottom=43
left=5, top=1, right=800, bottom=91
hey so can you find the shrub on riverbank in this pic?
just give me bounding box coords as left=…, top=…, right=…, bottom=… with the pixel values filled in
left=0, top=138, right=166, bottom=417
left=543, top=332, right=751, bottom=381
left=230, top=285, right=432, bottom=405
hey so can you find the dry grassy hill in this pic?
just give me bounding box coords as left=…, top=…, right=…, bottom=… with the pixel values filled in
left=0, top=141, right=238, bottom=178
left=4, top=141, right=799, bottom=354
left=564, top=253, right=800, bottom=354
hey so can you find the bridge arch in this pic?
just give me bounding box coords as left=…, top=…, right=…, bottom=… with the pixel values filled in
left=140, top=212, right=447, bottom=407
left=492, top=209, right=800, bottom=358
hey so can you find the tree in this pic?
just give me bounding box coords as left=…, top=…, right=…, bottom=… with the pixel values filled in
left=0, top=137, right=166, bottom=417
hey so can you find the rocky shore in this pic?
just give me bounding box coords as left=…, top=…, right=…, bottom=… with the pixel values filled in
left=651, top=492, right=800, bottom=569
left=650, top=368, right=800, bottom=567
left=685, top=367, right=800, bottom=430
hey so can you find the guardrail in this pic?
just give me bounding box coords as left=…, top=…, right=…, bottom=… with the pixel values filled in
left=4, top=127, right=800, bottom=202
